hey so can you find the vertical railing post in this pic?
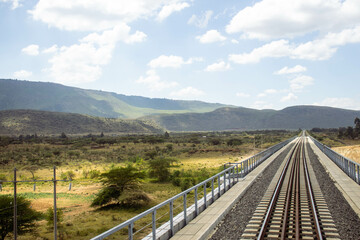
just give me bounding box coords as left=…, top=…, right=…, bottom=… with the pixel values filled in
left=170, top=201, right=174, bottom=237
left=195, top=187, right=198, bottom=216
left=13, top=168, right=17, bottom=240
left=152, top=210, right=156, bottom=240
left=183, top=193, right=187, bottom=225
left=224, top=172, right=226, bottom=191
left=204, top=183, right=207, bottom=208
left=217, top=175, right=221, bottom=197
left=53, top=166, right=57, bottom=240
left=236, top=164, right=239, bottom=182
left=211, top=178, right=214, bottom=202
left=128, top=223, right=133, bottom=240
left=228, top=169, right=232, bottom=189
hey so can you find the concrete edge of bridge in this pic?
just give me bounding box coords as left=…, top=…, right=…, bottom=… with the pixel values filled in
left=307, top=137, right=360, bottom=218
left=170, top=139, right=297, bottom=240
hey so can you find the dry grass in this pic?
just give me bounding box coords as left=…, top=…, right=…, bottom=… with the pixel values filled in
left=178, top=152, right=258, bottom=170
left=332, top=145, right=360, bottom=164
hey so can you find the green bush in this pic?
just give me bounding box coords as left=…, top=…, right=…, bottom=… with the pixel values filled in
left=0, top=195, right=41, bottom=239
left=148, top=157, right=176, bottom=182
left=61, top=170, right=75, bottom=180
left=89, top=170, right=100, bottom=179
left=45, top=207, right=64, bottom=227
left=91, top=165, right=145, bottom=207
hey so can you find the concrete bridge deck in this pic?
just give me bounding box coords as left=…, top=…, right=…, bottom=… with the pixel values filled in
left=170, top=137, right=360, bottom=240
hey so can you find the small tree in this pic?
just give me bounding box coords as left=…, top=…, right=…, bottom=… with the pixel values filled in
left=345, top=126, right=354, bottom=139
left=91, top=165, right=145, bottom=207
left=45, top=207, right=63, bottom=227
left=148, top=157, right=176, bottom=182
left=226, top=138, right=243, bottom=146
left=354, top=117, right=360, bottom=138
left=0, top=195, right=41, bottom=240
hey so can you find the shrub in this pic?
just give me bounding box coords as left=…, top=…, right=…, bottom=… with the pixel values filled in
left=91, top=165, right=145, bottom=207
left=45, top=207, right=64, bottom=227
left=226, top=138, right=243, bottom=146
left=61, top=170, right=75, bottom=180
left=0, top=195, right=41, bottom=240
left=148, top=157, right=177, bottom=182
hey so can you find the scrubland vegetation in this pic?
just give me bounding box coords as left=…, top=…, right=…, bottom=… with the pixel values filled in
left=310, top=117, right=360, bottom=163
left=0, top=130, right=294, bottom=239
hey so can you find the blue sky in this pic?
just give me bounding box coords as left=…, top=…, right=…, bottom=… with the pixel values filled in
left=1, top=0, right=360, bottom=110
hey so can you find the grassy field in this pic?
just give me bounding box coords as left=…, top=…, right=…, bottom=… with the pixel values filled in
left=0, top=130, right=295, bottom=239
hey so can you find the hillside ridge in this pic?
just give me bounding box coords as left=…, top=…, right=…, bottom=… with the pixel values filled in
left=0, top=79, right=231, bottom=119
left=0, top=109, right=163, bottom=135
left=144, top=105, right=360, bottom=131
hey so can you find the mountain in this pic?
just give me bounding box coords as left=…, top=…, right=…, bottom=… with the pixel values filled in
left=143, top=106, right=360, bottom=131
left=0, top=79, right=230, bottom=119
left=0, top=109, right=164, bottom=135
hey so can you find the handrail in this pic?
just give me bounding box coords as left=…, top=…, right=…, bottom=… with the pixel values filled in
left=91, top=136, right=296, bottom=240
left=309, top=135, right=360, bottom=185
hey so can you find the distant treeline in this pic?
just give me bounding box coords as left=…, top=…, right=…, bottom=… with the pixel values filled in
left=311, top=117, right=360, bottom=139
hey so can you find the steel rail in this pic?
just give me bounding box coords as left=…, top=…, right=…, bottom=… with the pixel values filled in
left=258, top=136, right=324, bottom=239
left=280, top=145, right=299, bottom=239
left=257, top=138, right=301, bottom=240
left=303, top=140, right=323, bottom=240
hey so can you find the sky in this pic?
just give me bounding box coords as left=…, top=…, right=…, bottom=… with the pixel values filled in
left=1, top=0, right=360, bottom=110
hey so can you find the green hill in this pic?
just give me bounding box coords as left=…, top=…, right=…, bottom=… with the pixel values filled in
left=144, top=106, right=360, bottom=131
left=0, top=79, right=230, bottom=118
left=0, top=109, right=164, bottom=135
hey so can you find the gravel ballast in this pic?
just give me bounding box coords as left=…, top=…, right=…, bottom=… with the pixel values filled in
left=306, top=142, right=360, bottom=240
left=209, top=141, right=360, bottom=240
left=209, top=143, right=294, bottom=240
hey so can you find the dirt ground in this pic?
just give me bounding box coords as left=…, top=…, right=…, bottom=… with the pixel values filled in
left=332, top=145, right=360, bottom=164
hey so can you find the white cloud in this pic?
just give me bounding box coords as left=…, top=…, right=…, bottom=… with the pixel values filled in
left=196, top=30, right=226, bottom=44
left=80, top=24, right=146, bottom=45
left=188, top=10, right=213, bottom=28
left=42, top=44, right=58, bottom=54
left=281, top=93, right=298, bottom=102
left=148, top=55, right=201, bottom=68
left=1, top=0, right=22, bottom=9
left=30, top=0, right=190, bottom=31
left=13, top=70, right=32, bottom=79
left=289, top=75, right=314, bottom=92
left=230, top=25, right=360, bottom=64
left=137, top=70, right=178, bottom=91
left=236, top=92, right=250, bottom=98
left=21, top=44, right=39, bottom=56
left=170, top=86, right=204, bottom=99
left=275, top=65, right=307, bottom=75
left=226, top=0, right=360, bottom=40
left=313, top=98, right=360, bottom=110
left=257, top=89, right=278, bottom=98
left=231, top=39, right=239, bottom=44
left=46, top=25, right=145, bottom=85
left=229, top=40, right=291, bottom=64
left=157, top=2, right=190, bottom=22
left=264, top=89, right=277, bottom=94
left=205, top=61, right=230, bottom=72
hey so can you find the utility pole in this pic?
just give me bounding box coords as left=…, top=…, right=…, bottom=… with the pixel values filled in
left=13, top=168, right=17, bottom=240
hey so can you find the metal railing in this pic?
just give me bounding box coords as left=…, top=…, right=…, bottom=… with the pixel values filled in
left=91, top=136, right=296, bottom=240
left=309, top=136, right=360, bottom=185
left=224, top=137, right=296, bottom=175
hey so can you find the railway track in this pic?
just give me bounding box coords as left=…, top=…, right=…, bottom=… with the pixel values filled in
left=241, top=136, right=340, bottom=239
